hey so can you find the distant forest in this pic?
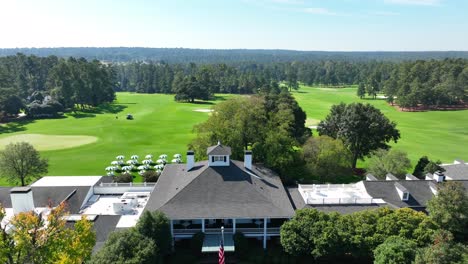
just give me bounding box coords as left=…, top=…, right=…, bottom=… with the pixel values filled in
left=0, top=50, right=467, bottom=120
left=1, top=47, right=468, bottom=63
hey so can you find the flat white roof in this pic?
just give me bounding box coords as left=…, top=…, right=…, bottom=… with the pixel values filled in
left=31, top=176, right=102, bottom=187
left=299, top=182, right=385, bottom=205
left=81, top=192, right=150, bottom=228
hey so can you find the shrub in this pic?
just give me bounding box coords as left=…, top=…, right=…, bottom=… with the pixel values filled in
left=233, top=232, right=249, bottom=260
left=114, top=172, right=133, bottom=183
left=190, top=231, right=205, bottom=256
left=143, top=170, right=159, bottom=182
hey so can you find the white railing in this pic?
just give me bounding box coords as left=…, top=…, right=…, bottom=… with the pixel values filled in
left=93, top=182, right=156, bottom=194
left=305, top=197, right=375, bottom=205
left=98, top=182, right=157, bottom=187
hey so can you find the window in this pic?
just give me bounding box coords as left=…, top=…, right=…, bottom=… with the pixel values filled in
left=213, top=156, right=224, bottom=162
left=402, top=192, right=409, bottom=200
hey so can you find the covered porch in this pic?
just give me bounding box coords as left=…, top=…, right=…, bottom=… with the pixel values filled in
left=170, top=218, right=286, bottom=249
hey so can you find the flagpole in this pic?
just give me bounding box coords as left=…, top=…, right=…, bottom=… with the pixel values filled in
left=221, top=226, right=224, bottom=245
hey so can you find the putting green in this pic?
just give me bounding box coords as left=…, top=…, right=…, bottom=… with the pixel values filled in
left=0, top=134, right=98, bottom=151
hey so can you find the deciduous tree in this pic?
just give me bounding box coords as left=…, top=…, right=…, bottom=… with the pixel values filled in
left=317, top=103, right=400, bottom=168
left=367, top=149, right=412, bottom=179
left=427, top=181, right=468, bottom=241
left=373, top=236, right=416, bottom=264
left=0, top=142, right=48, bottom=186
left=302, top=136, right=352, bottom=182
left=0, top=203, right=96, bottom=264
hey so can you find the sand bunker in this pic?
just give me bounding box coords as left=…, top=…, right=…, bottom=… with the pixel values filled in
left=193, top=109, right=214, bottom=113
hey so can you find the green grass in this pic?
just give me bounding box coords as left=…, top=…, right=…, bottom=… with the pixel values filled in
left=0, top=93, right=231, bottom=185
left=293, top=85, right=468, bottom=167
left=0, top=134, right=98, bottom=151
left=1, top=88, right=466, bottom=185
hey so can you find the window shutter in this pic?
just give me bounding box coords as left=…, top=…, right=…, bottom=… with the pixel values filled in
left=224, top=156, right=227, bottom=162
left=212, top=156, right=214, bottom=162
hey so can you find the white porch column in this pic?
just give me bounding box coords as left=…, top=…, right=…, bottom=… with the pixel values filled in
left=263, top=217, right=267, bottom=249
left=170, top=220, right=174, bottom=248
left=233, top=218, right=236, bottom=234
left=202, top=218, right=205, bottom=232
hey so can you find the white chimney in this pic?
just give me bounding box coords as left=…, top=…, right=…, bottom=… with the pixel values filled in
left=244, top=150, right=252, bottom=170
left=433, top=171, right=445, bottom=183
left=186, top=150, right=195, bottom=171
left=10, top=187, right=35, bottom=214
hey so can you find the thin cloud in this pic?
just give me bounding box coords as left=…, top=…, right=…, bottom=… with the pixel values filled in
left=384, top=0, right=441, bottom=6
left=303, top=7, right=338, bottom=16
left=372, top=11, right=401, bottom=16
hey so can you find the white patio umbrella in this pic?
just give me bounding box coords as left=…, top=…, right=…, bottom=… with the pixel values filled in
left=111, top=161, right=119, bottom=166
left=131, top=155, right=139, bottom=160
left=116, top=155, right=125, bottom=160
left=173, top=154, right=182, bottom=159
left=138, top=170, right=146, bottom=176
left=159, top=154, right=168, bottom=159
left=121, top=166, right=132, bottom=171
left=105, top=166, right=117, bottom=171
left=142, top=159, right=152, bottom=165
left=107, top=171, right=115, bottom=176
left=156, top=159, right=164, bottom=164
left=126, top=160, right=136, bottom=165
left=154, top=164, right=164, bottom=170
left=171, top=158, right=181, bottom=164
left=137, top=165, right=146, bottom=170
left=145, top=154, right=153, bottom=159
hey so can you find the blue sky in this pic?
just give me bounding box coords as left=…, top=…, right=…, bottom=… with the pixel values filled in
left=0, top=0, right=467, bottom=50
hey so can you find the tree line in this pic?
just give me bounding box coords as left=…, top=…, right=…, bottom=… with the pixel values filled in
left=114, top=59, right=467, bottom=108
left=1, top=47, right=468, bottom=63
left=0, top=54, right=116, bottom=120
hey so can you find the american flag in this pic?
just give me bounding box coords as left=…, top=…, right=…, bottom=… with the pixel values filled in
left=218, top=239, right=225, bottom=264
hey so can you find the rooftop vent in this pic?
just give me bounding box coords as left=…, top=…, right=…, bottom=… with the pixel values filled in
left=365, top=173, right=378, bottom=181
left=428, top=182, right=438, bottom=195
left=425, top=173, right=433, bottom=180
left=405, top=174, right=419, bottom=180
left=394, top=183, right=409, bottom=201
left=386, top=173, right=399, bottom=181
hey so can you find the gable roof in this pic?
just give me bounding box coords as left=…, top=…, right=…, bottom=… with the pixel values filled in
left=0, top=186, right=92, bottom=214
left=146, top=160, right=294, bottom=219
left=442, top=163, right=468, bottom=180
left=206, top=144, right=232, bottom=156
left=363, top=180, right=435, bottom=208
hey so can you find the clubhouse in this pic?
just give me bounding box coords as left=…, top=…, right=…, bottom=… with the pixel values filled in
left=1, top=143, right=467, bottom=252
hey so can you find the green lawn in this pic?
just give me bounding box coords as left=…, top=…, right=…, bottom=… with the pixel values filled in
left=1, top=88, right=466, bottom=186
left=0, top=93, right=229, bottom=185
left=293, top=85, right=468, bottom=167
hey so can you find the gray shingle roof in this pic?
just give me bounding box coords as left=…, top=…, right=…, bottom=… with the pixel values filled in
left=206, top=144, right=232, bottom=156
left=146, top=160, right=294, bottom=219
left=441, top=163, right=468, bottom=180
left=286, top=187, right=382, bottom=214
left=363, top=180, right=435, bottom=208
left=0, top=186, right=91, bottom=214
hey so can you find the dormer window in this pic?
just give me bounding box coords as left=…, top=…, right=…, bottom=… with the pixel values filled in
left=402, top=192, right=409, bottom=201
left=207, top=142, right=231, bottom=167
left=212, top=156, right=226, bottom=162
left=394, top=182, right=410, bottom=201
